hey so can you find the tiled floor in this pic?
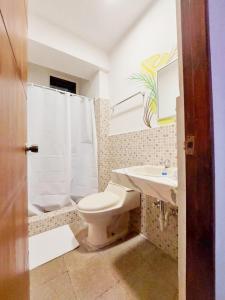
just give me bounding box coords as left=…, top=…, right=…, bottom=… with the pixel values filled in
left=30, top=234, right=178, bottom=300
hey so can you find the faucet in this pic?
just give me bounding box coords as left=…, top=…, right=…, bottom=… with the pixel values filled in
left=160, top=159, right=171, bottom=168
left=159, top=159, right=171, bottom=176
left=164, top=159, right=171, bottom=168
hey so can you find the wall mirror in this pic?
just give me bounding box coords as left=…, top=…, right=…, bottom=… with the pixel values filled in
left=157, top=59, right=179, bottom=121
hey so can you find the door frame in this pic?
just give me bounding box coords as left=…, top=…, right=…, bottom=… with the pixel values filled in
left=179, top=1, right=215, bottom=299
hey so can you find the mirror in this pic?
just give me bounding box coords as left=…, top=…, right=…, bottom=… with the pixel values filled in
left=157, top=59, right=179, bottom=121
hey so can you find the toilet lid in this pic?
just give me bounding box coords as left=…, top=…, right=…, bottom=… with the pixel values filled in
left=78, top=192, right=120, bottom=211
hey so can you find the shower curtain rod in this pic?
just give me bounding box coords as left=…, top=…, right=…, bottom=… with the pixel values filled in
left=111, top=91, right=145, bottom=111
left=27, top=82, right=93, bottom=101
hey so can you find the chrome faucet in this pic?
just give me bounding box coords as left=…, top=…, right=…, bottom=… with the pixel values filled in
left=164, top=159, right=171, bottom=168
left=160, top=159, right=171, bottom=169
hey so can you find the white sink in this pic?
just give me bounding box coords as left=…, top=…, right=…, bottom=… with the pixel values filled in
left=111, top=165, right=178, bottom=206
left=128, top=165, right=177, bottom=178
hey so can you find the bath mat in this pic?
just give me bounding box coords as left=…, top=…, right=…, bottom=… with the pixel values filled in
left=29, top=225, right=79, bottom=270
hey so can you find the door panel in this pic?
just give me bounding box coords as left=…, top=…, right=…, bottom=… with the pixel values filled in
left=0, top=15, right=26, bottom=217
left=0, top=0, right=27, bottom=84
left=180, top=1, right=215, bottom=299
left=0, top=185, right=28, bottom=299
left=0, top=2, right=28, bottom=299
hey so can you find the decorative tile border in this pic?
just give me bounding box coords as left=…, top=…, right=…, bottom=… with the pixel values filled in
left=28, top=204, right=83, bottom=236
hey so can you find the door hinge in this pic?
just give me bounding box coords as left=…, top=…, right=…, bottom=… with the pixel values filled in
left=184, top=135, right=195, bottom=155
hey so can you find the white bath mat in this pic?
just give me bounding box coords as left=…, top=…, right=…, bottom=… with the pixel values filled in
left=29, top=225, right=79, bottom=270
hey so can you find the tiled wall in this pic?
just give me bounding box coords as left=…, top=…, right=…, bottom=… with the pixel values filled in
left=95, top=98, right=112, bottom=191
left=109, top=125, right=177, bottom=169
left=96, top=99, right=178, bottom=259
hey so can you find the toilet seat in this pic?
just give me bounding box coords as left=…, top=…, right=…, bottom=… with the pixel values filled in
left=78, top=191, right=120, bottom=212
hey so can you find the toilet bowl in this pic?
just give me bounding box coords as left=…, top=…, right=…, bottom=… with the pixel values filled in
left=77, top=182, right=140, bottom=248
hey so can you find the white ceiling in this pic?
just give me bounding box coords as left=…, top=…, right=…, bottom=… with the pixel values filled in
left=28, top=0, right=152, bottom=52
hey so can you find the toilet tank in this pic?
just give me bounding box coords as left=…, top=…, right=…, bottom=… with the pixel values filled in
left=105, top=182, right=140, bottom=211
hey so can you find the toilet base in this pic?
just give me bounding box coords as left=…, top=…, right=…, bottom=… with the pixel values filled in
left=86, top=213, right=129, bottom=249
left=85, top=228, right=128, bottom=250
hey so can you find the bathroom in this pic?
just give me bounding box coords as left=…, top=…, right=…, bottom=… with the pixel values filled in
left=26, top=0, right=181, bottom=299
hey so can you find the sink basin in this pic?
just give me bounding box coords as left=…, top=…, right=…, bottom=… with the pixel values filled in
left=111, top=165, right=178, bottom=206
left=128, top=165, right=177, bottom=178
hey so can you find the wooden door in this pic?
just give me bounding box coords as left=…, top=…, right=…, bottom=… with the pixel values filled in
left=0, top=1, right=29, bottom=299
left=179, top=0, right=215, bottom=299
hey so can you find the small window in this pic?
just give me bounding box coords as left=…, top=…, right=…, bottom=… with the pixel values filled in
left=50, top=76, right=76, bottom=93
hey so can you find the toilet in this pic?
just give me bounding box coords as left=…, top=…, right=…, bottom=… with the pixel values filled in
left=77, top=182, right=140, bottom=248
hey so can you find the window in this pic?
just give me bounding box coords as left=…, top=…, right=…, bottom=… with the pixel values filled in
left=50, top=76, right=76, bottom=93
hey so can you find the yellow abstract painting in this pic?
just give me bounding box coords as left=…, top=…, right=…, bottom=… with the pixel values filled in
left=129, top=49, right=177, bottom=127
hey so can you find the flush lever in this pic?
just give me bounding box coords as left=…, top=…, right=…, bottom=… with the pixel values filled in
left=25, top=144, right=39, bottom=153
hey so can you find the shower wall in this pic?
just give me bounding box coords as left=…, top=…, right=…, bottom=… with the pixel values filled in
left=95, top=98, right=178, bottom=259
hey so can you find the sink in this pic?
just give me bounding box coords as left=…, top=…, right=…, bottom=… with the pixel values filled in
left=128, top=165, right=177, bottom=178
left=111, top=165, right=178, bottom=206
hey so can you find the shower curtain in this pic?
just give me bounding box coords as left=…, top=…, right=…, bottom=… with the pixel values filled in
left=27, top=85, right=98, bottom=215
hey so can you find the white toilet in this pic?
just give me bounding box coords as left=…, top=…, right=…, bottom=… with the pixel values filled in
left=77, top=182, right=140, bottom=248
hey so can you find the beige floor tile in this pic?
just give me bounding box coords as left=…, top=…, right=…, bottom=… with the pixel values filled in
left=98, top=235, right=142, bottom=261
left=99, top=236, right=155, bottom=282
left=145, top=251, right=178, bottom=289
left=119, top=266, right=178, bottom=300
left=30, top=272, right=77, bottom=300
left=125, top=235, right=151, bottom=251
left=97, top=283, right=130, bottom=300
left=133, top=237, right=159, bottom=260
left=63, top=245, right=99, bottom=272
left=30, top=235, right=178, bottom=300
left=69, top=222, right=88, bottom=239
left=30, top=256, right=67, bottom=288
left=158, top=255, right=178, bottom=289
left=30, top=283, right=57, bottom=300
left=97, top=265, right=178, bottom=300
left=110, top=247, right=146, bottom=281
left=68, top=255, right=118, bottom=300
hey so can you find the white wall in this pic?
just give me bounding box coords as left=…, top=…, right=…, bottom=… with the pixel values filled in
left=109, top=0, right=177, bottom=135
left=208, top=1, right=225, bottom=299
left=80, top=70, right=109, bottom=99
left=28, top=63, right=86, bottom=94
left=28, top=63, right=109, bottom=100
left=28, top=15, right=110, bottom=80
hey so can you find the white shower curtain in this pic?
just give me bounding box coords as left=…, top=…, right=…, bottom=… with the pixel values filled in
left=70, top=95, right=98, bottom=199
left=27, top=85, right=98, bottom=214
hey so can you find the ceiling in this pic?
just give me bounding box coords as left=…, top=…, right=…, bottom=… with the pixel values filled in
left=28, top=0, right=153, bottom=52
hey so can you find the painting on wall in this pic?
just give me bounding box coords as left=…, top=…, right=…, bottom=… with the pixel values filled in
left=129, top=49, right=177, bottom=128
